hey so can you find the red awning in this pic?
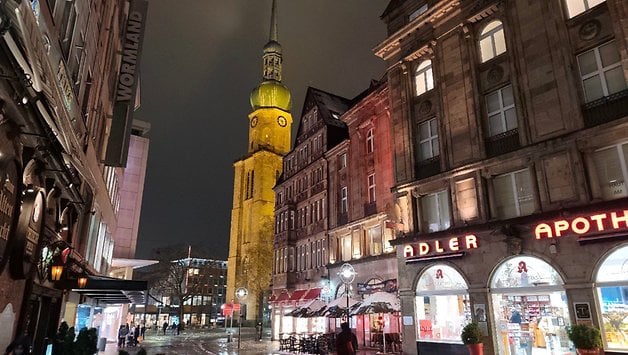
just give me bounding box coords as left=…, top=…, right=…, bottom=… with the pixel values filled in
left=275, top=292, right=290, bottom=302
left=288, top=289, right=308, bottom=301
left=269, top=294, right=277, bottom=302
left=302, top=287, right=322, bottom=300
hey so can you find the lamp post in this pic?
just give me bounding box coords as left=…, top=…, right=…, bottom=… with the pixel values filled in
left=235, top=287, right=248, bottom=353
left=338, top=263, right=356, bottom=326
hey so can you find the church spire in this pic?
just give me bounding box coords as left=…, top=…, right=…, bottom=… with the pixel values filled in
left=262, top=0, right=282, bottom=82
left=269, top=0, right=278, bottom=43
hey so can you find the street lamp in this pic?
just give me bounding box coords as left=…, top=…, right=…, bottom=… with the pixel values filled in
left=338, top=263, right=356, bottom=326
left=235, top=287, right=248, bottom=352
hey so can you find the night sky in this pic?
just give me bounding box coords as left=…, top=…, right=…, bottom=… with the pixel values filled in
left=135, top=1, right=389, bottom=260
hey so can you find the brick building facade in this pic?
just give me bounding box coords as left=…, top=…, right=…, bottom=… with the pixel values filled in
left=375, top=0, right=628, bottom=354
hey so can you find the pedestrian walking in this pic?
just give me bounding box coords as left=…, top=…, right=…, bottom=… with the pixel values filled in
left=140, top=324, right=146, bottom=338
left=176, top=322, right=181, bottom=335
left=117, top=325, right=128, bottom=347
left=162, top=322, right=168, bottom=336
left=171, top=322, right=177, bottom=336
left=335, top=322, right=358, bottom=355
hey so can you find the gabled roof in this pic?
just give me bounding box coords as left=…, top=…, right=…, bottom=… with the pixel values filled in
left=381, top=0, right=404, bottom=18
left=294, top=87, right=351, bottom=145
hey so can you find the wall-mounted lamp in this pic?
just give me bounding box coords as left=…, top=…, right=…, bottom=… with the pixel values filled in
left=77, top=275, right=88, bottom=289
left=50, top=261, right=64, bottom=281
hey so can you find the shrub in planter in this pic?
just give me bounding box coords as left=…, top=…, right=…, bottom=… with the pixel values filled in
left=567, top=324, right=603, bottom=354
left=461, top=322, right=483, bottom=355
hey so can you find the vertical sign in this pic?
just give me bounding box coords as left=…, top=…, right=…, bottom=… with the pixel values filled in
left=10, top=189, right=46, bottom=279
left=104, top=0, right=149, bottom=167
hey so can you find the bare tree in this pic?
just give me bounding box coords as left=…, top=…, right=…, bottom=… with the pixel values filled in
left=241, top=216, right=274, bottom=321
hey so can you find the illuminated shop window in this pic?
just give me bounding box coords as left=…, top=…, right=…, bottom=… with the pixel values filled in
left=479, top=20, right=506, bottom=63
left=596, top=245, right=628, bottom=351
left=577, top=40, right=625, bottom=102
left=415, top=265, right=470, bottom=343
left=564, top=0, right=605, bottom=18
left=591, top=141, right=628, bottom=200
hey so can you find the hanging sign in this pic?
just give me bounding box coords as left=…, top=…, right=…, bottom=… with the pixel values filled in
left=0, top=159, right=19, bottom=272
left=10, top=188, right=46, bottom=279
left=534, top=210, right=628, bottom=239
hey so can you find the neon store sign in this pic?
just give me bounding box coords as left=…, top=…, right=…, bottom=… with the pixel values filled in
left=404, top=234, right=478, bottom=260
left=535, top=210, right=628, bottom=239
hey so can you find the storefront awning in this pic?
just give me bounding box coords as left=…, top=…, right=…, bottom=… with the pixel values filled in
left=58, top=276, right=147, bottom=304
left=275, top=292, right=290, bottom=302
left=288, top=289, right=308, bottom=301
left=302, top=287, right=322, bottom=301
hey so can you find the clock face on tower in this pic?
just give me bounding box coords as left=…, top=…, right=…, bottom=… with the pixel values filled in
left=250, top=116, right=258, bottom=128
left=277, top=116, right=287, bottom=127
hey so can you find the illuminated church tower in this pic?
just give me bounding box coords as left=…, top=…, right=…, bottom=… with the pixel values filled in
left=226, top=0, right=292, bottom=322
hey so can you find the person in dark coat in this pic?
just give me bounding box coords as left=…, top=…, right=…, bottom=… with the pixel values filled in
left=117, top=325, right=128, bottom=347
left=162, top=322, right=168, bottom=335
left=335, top=322, right=358, bottom=355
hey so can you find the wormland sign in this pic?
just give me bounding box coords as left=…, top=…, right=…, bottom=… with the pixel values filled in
left=105, top=0, right=148, bottom=167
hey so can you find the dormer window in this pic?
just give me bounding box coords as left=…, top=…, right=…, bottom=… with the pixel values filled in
left=479, top=20, right=506, bottom=63
left=409, top=4, right=429, bottom=22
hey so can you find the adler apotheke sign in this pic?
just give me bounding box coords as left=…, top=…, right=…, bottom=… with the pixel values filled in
left=534, top=210, right=628, bottom=239
left=404, top=234, right=479, bottom=262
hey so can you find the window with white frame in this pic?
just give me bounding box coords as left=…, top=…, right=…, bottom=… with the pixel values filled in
left=479, top=20, right=506, bottom=63
left=419, top=190, right=451, bottom=233
left=418, top=118, right=439, bottom=161
left=564, top=0, right=605, bottom=18
left=368, top=226, right=383, bottom=256
left=366, top=128, right=375, bottom=153
left=367, top=173, right=376, bottom=203
left=493, top=169, right=535, bottom=219
left=415, top=60, right=434, bottom=96
left=485, top=85, right=517, bottom=137
left=577, top=40, right=625, bottom=103
left=341, top=235, right=352, bottom=261
left=591, top=141, right=628, bottom=200
left=340, top=187, right=348, bottom=213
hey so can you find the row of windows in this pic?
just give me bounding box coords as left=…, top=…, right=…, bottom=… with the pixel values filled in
left=414, top=141, right=628, bottom=234
left=273, top=238, right=330, bottom=275
left=337, top=172, right=377, bottom=214
left=413, top=38, right=624, bottom=163
left=332, top=225, right=395, bottom=263
left=275, top=198, right=326, bottom=233
left=284, top=133, right=324, bottom=174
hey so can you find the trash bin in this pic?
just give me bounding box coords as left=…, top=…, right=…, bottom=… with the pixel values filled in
left=227, top=331, right=232, bottom=343
left=97, top=337, right=107, bottom=351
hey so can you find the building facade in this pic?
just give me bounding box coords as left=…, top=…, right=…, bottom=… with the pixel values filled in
left=375, top=0, right=628, bottom=354
left=0, top=0, right=148, bottom=352
left=227, top=0, right=293, bottom=322
left=326, top=80, right=400, bottom=348
left=270, top=87, right=352, bottom=337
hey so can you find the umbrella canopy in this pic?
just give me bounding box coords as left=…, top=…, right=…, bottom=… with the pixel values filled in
left=351, top=292, right=400, bottom=315
left=318, top=297, right=361, bottom=318
left=284, top=299, right=327, bottom=318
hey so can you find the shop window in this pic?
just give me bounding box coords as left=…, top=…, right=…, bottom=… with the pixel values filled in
left=414, top=60, right=434, bottom=96
left=591, top=141, right=628, bottom=200
left=490, top=256, right=571, bottom=355
left=341, top=235, right=352, bottom=261
left=492, top=168, right=535, bottom=219
left=564, top=0, right=605, bottom=18
left=595, top=245, right=628, bottom=351
left=418, top=190, right=451, bottom=233
left=415, top=265, right=470, bottom=343
left=368, top=226, right=383, bottom=256
left=485, top=85, right=517, bottom=137
left=479, top=20, right=506, bottom=63
left=418, top=118, right=439, bottom=161
left=577, top=40, right=625, bottom=103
